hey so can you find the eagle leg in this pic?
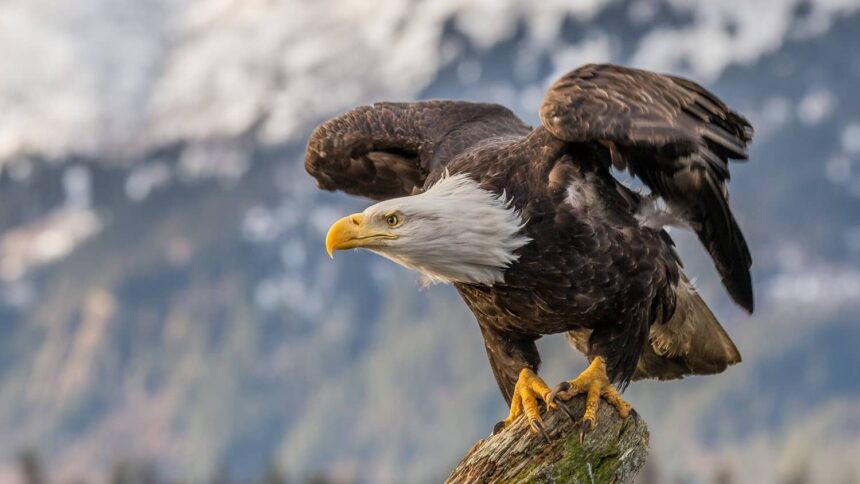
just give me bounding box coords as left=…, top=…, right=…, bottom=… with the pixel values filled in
left=492, top=368, right=554, bottom=442
left=547, top=356, right=632, bottom=442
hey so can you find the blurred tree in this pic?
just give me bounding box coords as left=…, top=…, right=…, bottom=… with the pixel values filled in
left=713, top=465, right=735, bottom=484
left=303, top=475, right=335, bottom=484
left=109, top=457, right=157, bottom=484
left=18, top=450, right=44, bottom=484
left=635, top=458, right=659, bottom=484
left=261, top=460, right=287, bottom=484
left=209, top=460, right=233, bottom=484
left=782, top=461, right=810, bottom=484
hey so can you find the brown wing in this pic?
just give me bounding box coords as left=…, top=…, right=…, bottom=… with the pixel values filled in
left=305, top=100, right=530, bottom=201
left=540, top=64, right=755, bottom=312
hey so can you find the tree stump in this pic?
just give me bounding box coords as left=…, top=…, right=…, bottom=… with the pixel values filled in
left=446, top=395, right=649, bottom=483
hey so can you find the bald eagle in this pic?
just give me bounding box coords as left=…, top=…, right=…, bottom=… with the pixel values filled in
left=306, top=64, right=752, bottom=439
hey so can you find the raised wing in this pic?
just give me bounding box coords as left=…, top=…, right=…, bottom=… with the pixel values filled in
left=541, top=64, right=754, bottom=312
left=305, top=100, right=530, bottom=200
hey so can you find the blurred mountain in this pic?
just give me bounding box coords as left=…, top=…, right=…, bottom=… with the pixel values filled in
left=1, top=1, right=859, bottom=483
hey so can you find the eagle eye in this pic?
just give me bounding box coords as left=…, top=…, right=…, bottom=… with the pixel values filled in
left=385, top=213, right=402, bottom=227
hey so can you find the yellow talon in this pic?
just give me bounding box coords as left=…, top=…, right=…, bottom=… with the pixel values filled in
left=549, top=356, right=632, bottom=438
left=496, top=368, right=553, bottom=440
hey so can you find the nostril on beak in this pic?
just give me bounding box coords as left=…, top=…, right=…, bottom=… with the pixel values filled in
left=350, top=215, right=361, bottom=225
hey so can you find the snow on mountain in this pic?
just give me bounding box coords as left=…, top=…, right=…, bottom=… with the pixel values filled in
left=3, top=0, right=857, bottom=163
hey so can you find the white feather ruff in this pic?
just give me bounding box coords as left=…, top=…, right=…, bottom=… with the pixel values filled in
left=363, top=173, right=531, bottom=286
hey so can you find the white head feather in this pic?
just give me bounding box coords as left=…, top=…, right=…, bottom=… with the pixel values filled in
left=362, top=173, right=530, bottom=286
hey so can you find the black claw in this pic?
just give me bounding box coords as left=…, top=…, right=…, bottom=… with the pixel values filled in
left=492, top=420, right=506, bottom=435
left=531, top=420, right=551, bottom=444
left=579, top=419, right=593, bottom=444
left=548, top=381, right=571, bottom=403
left=581, top=419, right=593, bottom=434
left=554, top=398, right=577, bottom=422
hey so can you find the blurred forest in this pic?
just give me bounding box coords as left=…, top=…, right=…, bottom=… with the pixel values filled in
left=14, top=449, right=847, bottom=484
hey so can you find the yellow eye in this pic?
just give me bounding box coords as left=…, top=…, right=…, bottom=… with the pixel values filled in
left=385, top=214, right=401, bottom=227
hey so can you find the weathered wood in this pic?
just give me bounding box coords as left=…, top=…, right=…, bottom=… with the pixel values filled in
left=446, top=395, right=649, bottom=483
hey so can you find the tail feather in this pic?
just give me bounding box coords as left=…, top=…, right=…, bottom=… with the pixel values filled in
left=564, top=277, right=741, bottom=382
left=636, top=278, right=741, bottom=380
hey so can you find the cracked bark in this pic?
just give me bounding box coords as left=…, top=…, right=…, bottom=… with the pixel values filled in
left=445, top=395, right=649, bottom=483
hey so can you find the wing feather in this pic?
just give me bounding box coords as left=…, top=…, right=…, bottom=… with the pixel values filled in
left=305, top=101, right=530, bottom=200
left=540, top=64, right=754, bottom=312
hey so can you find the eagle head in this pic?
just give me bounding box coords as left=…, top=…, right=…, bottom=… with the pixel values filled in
left=325, top=173, right=531, bottom=286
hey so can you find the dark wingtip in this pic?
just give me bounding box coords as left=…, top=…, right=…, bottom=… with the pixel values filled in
left=725, top=271, right=754, bottom=314
left=725, top=217, right=754, bottom=314
left=697, top=175, right=754, bottom=315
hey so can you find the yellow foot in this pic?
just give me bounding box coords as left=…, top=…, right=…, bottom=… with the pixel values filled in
left=492, top=368, right=554, bottom=442
left=547, top=356, right=632, bottom=443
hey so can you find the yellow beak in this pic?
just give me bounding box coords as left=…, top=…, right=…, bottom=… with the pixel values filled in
left=325, top=213, right=396, bottom=258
